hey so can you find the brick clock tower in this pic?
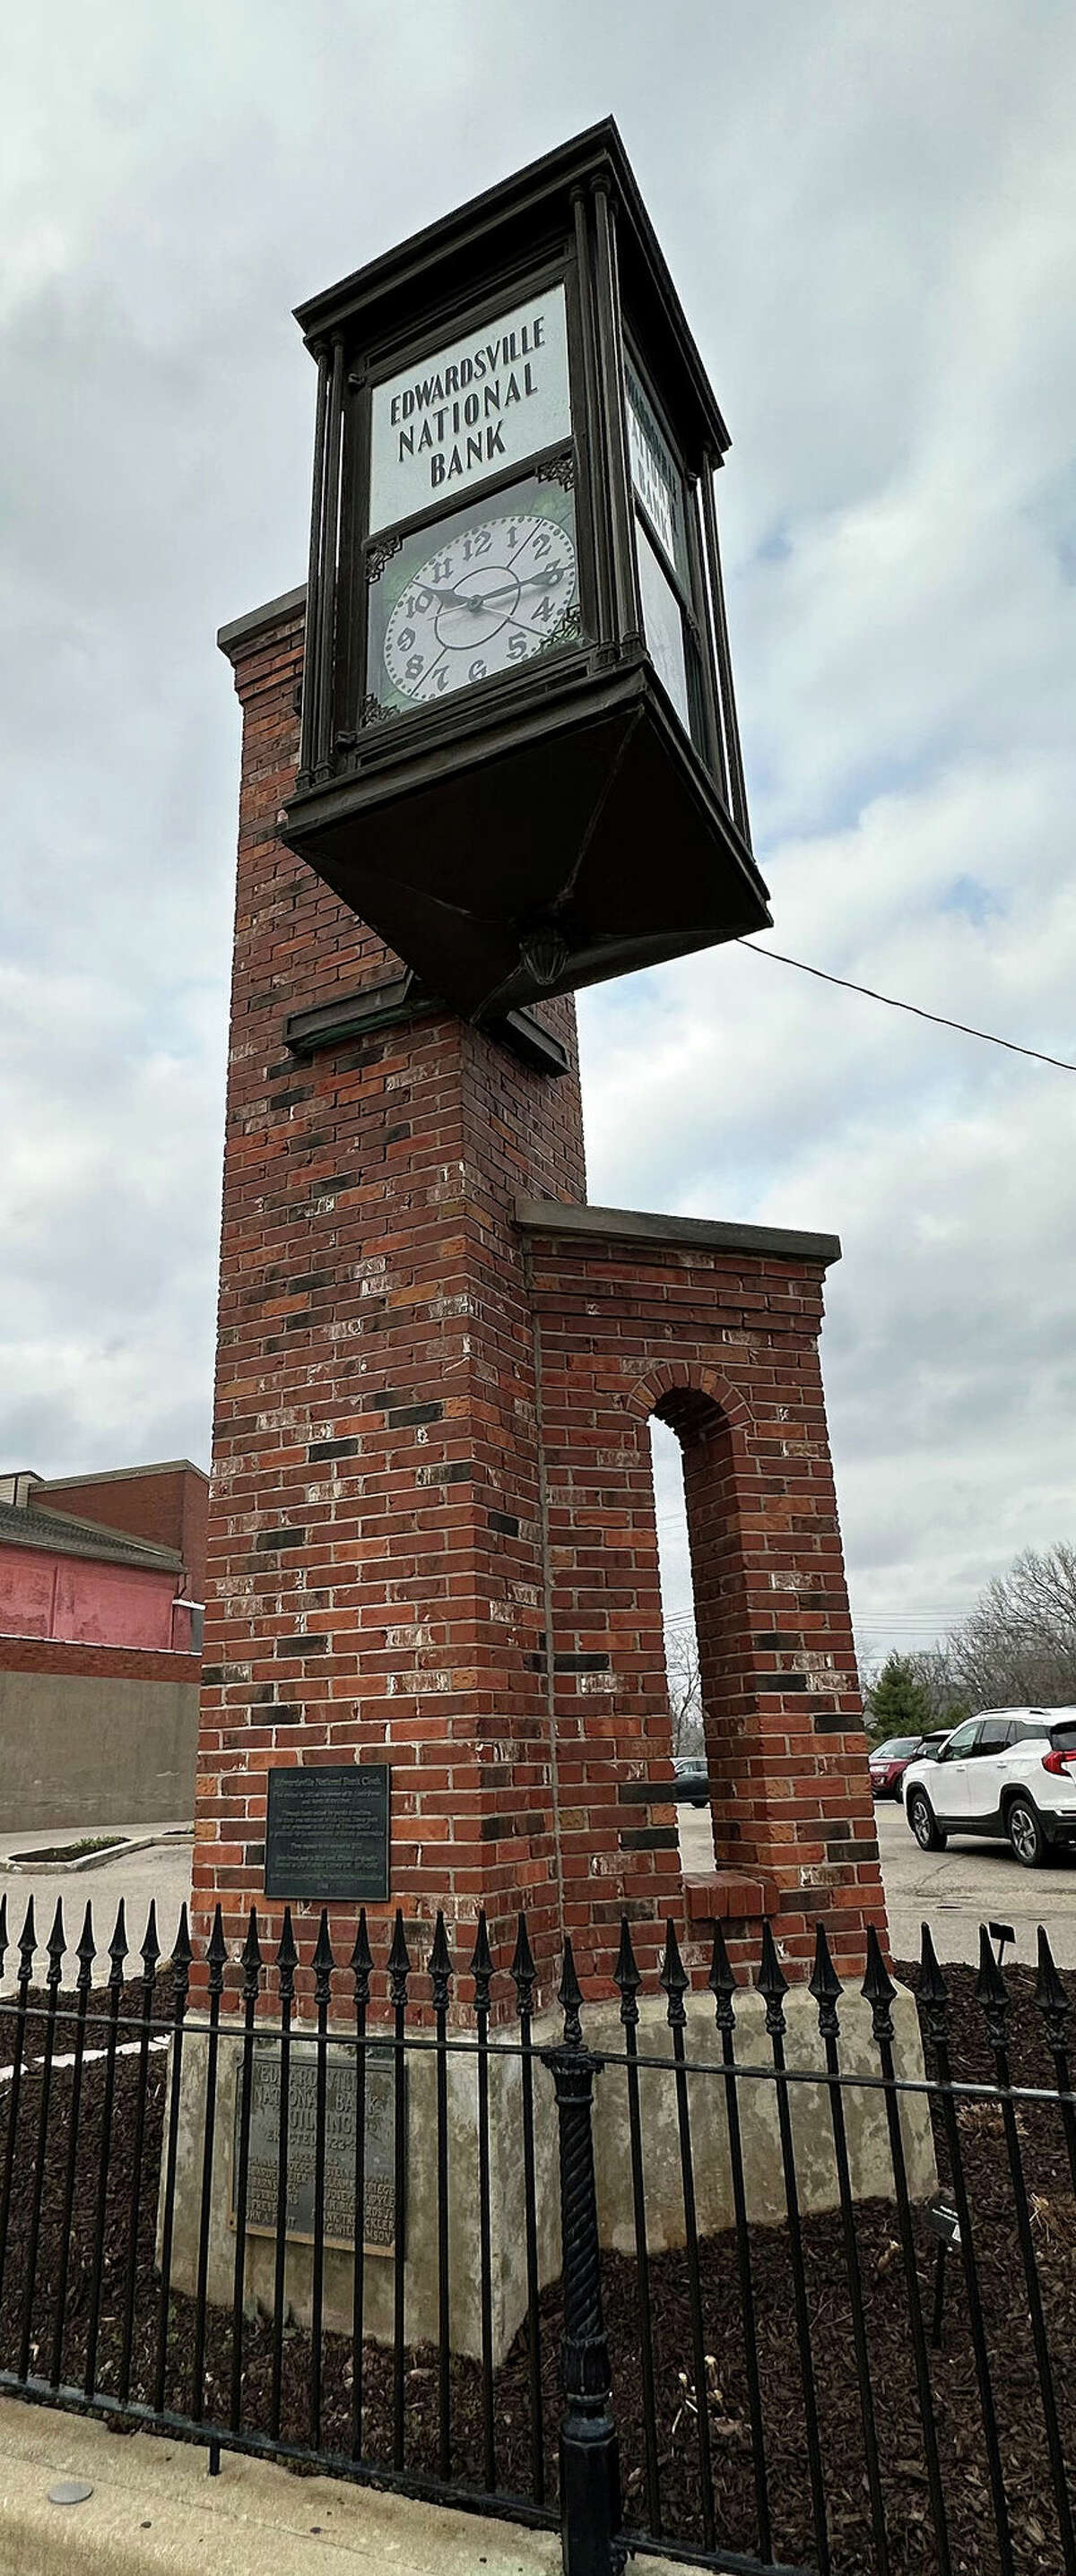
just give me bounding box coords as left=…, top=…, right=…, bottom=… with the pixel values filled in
left=193, top=124, right=886, bottom=2005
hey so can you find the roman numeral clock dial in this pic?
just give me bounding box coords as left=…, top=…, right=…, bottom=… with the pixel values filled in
left=378, top=505, right=578, bottom=709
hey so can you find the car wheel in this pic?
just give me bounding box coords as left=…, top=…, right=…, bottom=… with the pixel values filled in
left=907, top=1791, right=947, bottom=1852
left=1006, top=1798, right=1046, bottom=1868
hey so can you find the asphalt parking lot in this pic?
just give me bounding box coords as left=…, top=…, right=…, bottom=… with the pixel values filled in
left=4, top=1799, right=1074, bottom=1986
left=677, top=1793, right=1076, bottom=1969
left=872, top=1793, right=1076, bottom=1967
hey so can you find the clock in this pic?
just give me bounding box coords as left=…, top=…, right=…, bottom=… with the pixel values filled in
left=287, top=127, right=769, bottom=1020
left=367, top=471, right=581, bottom=719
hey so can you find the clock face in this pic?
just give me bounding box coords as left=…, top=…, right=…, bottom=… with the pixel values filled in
left=369, top=480, right=580, bottom=716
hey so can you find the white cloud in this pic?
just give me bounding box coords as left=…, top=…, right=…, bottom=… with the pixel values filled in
left=2, top=0, right=1074, bottom=1663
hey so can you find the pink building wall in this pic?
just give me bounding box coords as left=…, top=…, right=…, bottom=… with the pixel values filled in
left=0, top=1543, right=187, bottom=1651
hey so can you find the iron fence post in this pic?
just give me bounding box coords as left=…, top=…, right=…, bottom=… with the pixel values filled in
left=543, top=1940, right=623, bottom=2576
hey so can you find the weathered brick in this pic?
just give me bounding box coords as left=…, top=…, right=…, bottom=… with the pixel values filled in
left=191, top=593, right=885, bottom=2012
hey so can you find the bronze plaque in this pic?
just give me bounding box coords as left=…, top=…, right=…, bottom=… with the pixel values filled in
left=231, top=2039, right=399, bottom=2254
left=264, top=1763, right=390, bottom=1902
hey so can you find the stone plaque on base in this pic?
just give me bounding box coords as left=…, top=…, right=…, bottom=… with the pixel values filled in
left=265, top=1762, right=390, bottom=1902
left=231, top=2039, right=400, bottom=2254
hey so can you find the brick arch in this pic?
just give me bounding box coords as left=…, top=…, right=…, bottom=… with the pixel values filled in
left=623, top=1364, right=753, bottom=1456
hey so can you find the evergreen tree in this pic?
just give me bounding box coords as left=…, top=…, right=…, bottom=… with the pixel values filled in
left=865, top=1652, right=933, bottom=1742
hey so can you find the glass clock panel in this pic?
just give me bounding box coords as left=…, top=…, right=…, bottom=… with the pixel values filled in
left=637, top=521, right=691, bottom=736
left=366, top=468, right=581, bottom=719
left=625, top=355, right=690, bottom=586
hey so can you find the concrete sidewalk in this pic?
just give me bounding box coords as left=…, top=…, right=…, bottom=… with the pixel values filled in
left=0, top=1825, right=192, bottom=1987
left=0, top=2398, right=690, bottom=2575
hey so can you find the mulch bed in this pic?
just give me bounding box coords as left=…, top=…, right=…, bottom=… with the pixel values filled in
left=0, top=1962, right=1073, bottom=2574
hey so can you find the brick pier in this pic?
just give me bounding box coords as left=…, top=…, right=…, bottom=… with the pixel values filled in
left=192, top=585, right=886, bottom=2008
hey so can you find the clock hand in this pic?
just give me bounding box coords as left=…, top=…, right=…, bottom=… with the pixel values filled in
left=415, top=583, right=510, bottom=615
left=452, top=572, right=568, bottom=610
left=418, top=568, right=570, bottom=618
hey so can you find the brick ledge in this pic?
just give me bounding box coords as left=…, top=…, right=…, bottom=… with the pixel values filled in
left=683, top=1869, right=778, bottom=1923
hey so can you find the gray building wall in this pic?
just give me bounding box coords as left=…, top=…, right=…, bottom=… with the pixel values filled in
left=0, top=1671, right=198, bottom=1829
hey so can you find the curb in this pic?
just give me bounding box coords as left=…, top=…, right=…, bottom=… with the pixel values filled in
left=0, top=1829, right=194, bottom=1879
left=0, top=2399, right=582, bottom=2576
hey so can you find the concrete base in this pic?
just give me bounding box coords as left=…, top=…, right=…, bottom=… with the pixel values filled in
left=161, top=2018, right=562, bottom=2368
left=163, top=1984, right=934, bottom=2366
left=588, top=1985, right=934, bottom=2248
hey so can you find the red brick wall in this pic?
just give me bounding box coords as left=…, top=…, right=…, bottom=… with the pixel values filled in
left=34, top=1466, right=210, bottom=1598
left=0, top=1634, right=200, bottom=1683
left=524, top=1223, right=886, bottom=1977
left=195, top=597, right=627, bottom=2008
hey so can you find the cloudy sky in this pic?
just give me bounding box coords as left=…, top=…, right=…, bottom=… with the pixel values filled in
left=3, top=1, right=1074, bottom=1669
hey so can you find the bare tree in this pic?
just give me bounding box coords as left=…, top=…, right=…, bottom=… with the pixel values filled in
left=666, top=1629, right=704, bottom=1754
left=916, top=1544, right=1076, bottom=1716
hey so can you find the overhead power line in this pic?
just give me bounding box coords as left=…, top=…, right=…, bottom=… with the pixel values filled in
left=740, top=942, right=1076, bottom=1076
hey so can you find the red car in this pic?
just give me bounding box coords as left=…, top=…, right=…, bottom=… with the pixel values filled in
left=869, top=1734, right=931, bottom=1798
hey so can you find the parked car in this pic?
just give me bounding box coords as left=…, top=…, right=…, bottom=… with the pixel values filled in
left=916, top=1732, right=952, bottom=1763
left=902, top=1708, right=1076, bottom=1866
left=672, top=1754, right=709, bottom=1808
left=869, top=1735, right=933, bottom=1798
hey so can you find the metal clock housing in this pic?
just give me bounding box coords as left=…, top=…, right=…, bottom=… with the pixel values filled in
left=282, top=121, right=770, bottom=1020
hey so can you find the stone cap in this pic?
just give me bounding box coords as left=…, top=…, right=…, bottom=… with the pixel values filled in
left=514, top=1197, right=841, bottom=1267
left=217, top=585, right=306, bottom=661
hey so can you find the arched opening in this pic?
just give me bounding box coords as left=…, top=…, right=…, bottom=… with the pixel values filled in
left=648, top=1414, right=700, bottom=1755
left=650, top=1386, right=751, bottom=1876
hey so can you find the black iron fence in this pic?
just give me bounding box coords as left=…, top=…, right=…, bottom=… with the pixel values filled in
left=0, top=1891, right=1074, bottom=2576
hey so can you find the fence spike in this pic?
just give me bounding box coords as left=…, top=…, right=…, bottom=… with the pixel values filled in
left=508, top=1909, right=536, bottom=2019
left=428, top=1910, right=454, bottom=2015
left=0, top=1892, right=6, bottom=1979
left=558, top=1934, right=584, bottom=2048
left=350, top=1907, right=372, bottom=2009
left=1035, top=1924, right=1072, bottom=2044
left=141, top=1900, right=161, bottom=1978
left=757, top=1919, right=788, bottom=2036
left=388, top=1907, right=412, bottom=2011
left=312, top=1908, right=335, bottom=2006
left=465, top=1906, right=491, bottom=2019
left=976, top=1921, right=1010, bottom=2047
left=171, top=1903, right=193, bottom=1993
left=707, top=1921, right=738, bottom=2032
left=468, top=1909, right=493, bottom=2017
left=17, top=1896, right=36, bottom=1978
left=613, top=1916, right=641, bottom=2026
left=659, top=1918, right=689, bottom=2027
left=275, top=1905, right=299, bottom=2001
left=862, top=1923, right=897, bottom=2041
left=76, top=1901, right=96, bottom=1991
left=808, top=1921, right=842, bottom=2038
left=206, top=1901, right=228, bottom=1995
left=108, top=1897, right=129, bottom=1984
left=46, top=1898, right=66, bottom=1985
left=915, top=1921, right=950, bottom=2047
left=240, top=1906, right=263, bottom=2001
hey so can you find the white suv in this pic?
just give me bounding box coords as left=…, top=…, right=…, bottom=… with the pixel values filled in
left=902, top=1708, right=1076, bottom=1868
